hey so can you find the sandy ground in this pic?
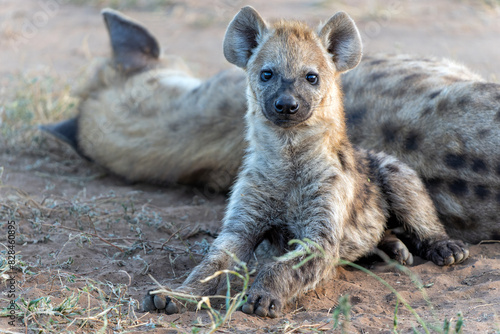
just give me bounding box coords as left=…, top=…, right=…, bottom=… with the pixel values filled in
left=1, top=0, right=500, bottom=333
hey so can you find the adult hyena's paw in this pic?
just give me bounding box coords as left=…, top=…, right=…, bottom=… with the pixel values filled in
left=378, top=232, right=414, bottom=265
left=241, top=289, right=283, bottom=318
left=142, top=290, right=179, bottom=314
left=423, top=239, right=469, bottom=266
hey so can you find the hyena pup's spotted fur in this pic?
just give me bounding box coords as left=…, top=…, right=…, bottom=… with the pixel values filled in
left=142, top=7, right=468, bottom=318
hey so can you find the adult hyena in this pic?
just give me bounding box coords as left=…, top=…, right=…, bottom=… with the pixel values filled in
left=41, top=9, right=500, bottom=243
left=41, top=8, right=248, bottom=192
left=142, top=7, right=468, bottom=318
left=342, top=55, right=500, bottom=243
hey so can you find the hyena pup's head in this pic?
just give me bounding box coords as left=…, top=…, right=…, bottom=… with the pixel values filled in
left=223, top=6, right=362, bottom=129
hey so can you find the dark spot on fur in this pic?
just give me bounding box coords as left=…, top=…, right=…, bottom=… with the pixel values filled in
left=218, top=100, right=232, bottom=116
left=429, top=90, right=441, bottom=100
left=422, top=106, right=433, bottom=117
left=471, top=159, right=488, bottom=173
left=413, top=85, right=428, bottom=95
left=496, top=163, right=500, bottom=176
left=381, top=122, right=402, bottom=144
left=363, top=182, right=372, bottom=197
left=496, top=110, right=500, bottom=122
left=436, top=98, right=450, bottom=113
left=457, top=96, right=471, bottom=108
left=403, top=73, right=427, bottom=84
left=423, top=178, right=443, bottom=191
left=325, top=175, right=338, bottom=184
left=474, top=185, right=490, bottom=200
left=385, top=164, right=400, bottom=174
left=404, top=131, right=420, bottom=151
left=348, top=208, right=359, bottom=228
left=444, top=154, right=466, bottom=169
left=169, top=122, right=181, bottom=132
left=338, top=150, right=348, bottom=171
left=293, top=269, right=301, bottom=282
left=369, top=71, right=388, bottom=82
left=491, top=233, right=500, bottom=240
left=346, top=106, right=367, bottom=126
left=477, top=128, right=492, bottom=139
left=497, top=191, right=500, bottom=204
left=318, top=230, right=334, bottom=246
left=448, top=179, right=468, bottom=196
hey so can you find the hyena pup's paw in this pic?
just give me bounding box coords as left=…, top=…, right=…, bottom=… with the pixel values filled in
left=378, top=232, right=414, bottom=265
left=423, top=239, right=469, bottom=266
left=142, top=290, right=179, bottom=314
left=241, top=288, right=283, bottom=318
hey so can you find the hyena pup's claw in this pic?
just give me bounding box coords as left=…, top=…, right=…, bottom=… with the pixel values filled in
left=241, top=290, right=282, bottom=318
left=142, top=291, right=179, bottom=314
left=424, top=239, right=469, bottom=266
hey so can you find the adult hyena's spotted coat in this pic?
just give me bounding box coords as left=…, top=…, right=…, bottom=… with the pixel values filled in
left=342, top=54, right=500, bottom=243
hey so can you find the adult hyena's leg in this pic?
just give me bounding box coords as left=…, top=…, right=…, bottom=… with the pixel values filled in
left=143, top=232, right=254, bottom=314
left=368, top=151, right=469, bottom=265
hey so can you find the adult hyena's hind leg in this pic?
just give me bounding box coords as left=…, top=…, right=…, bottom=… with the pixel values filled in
left=368, top=151, right=469, bottom=266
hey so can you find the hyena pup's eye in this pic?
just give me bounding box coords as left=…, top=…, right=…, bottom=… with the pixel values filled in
left=260, top=70, right=273, bottom=82
left=306, top=73, right=319, bottom=85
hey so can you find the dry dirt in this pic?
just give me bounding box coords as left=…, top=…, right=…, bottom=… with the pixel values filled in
left=1, top=0, right=500, bottom=333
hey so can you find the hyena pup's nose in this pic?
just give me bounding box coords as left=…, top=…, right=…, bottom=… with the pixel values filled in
left=274, top=95, right=299, bottom=114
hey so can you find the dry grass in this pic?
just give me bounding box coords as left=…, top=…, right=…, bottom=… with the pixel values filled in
left=0, top=70, right=77, bottom=154
left=0, top=185, right=204, bottom=332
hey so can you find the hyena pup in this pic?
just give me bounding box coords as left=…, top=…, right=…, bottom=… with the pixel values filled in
left=143, top=7, right=468, bottom=318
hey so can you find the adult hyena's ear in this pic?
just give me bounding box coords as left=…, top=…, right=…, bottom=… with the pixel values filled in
left=319, top=12, right=362, bottom=73
left=102, top=8, right=160, bottom=73
left=223, top=6, right=268, bottom=68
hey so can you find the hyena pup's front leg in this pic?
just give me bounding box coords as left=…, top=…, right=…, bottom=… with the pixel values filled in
left=370, top=151, right=469, bottom=265
left=242, top=238, right=336, bottom=318
left=143, top=232, right=254, bottom=314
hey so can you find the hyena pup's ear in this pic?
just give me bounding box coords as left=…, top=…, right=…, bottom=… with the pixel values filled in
left=102, top=8, right=160, bottom=73
left=223, top=6, right=268, bottom=68
left=319, top=12, right=362, bottom=73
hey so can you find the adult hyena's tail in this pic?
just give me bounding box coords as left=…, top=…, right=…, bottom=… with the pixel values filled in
left=39, top=117, right=91, bottom=161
